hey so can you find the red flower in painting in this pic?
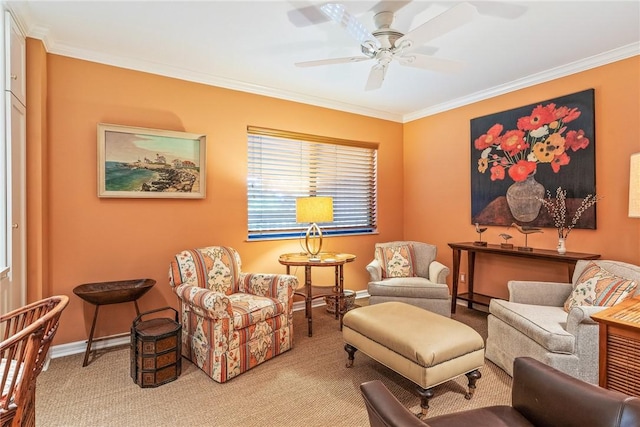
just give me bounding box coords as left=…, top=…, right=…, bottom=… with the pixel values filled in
left=474, top=124, right=503, bottom=150
left=508, top=160, right=537, bottom=181
left=565, top=129, right=590, bottom=152
left=517, top=104, right=556, bottom=131
left=475, top=101, right=590, bottom=182
left=562, top=107, right=581, bottom=123
left=500, top=130, right=527, bottom=156
left=551, top=152, right=570, bottom=173
left=490, top=165, right=505, bottom=181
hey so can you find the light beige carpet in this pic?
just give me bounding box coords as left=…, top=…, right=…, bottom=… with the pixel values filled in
left=37, top=304, right=511, bottom=426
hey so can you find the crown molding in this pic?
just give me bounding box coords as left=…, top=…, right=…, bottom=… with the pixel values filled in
left=402, top=43, right=640, bottom=123
left=46, top=43, right=405, bottom=123
left=45, top=41, right=640, bottom=125
left=4, top=1, right=53, bottom=50
left=10, top=0, right=639, bottom=125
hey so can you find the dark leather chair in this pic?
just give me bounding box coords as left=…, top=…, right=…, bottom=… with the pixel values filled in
left=360, top=357, right=640, bottom=427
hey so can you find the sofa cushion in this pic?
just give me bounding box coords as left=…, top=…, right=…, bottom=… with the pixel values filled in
left=490, top=299, right=575, bottom=353
left=368, top=277, right=450, bottom=299
left=564, top=262, right=638, bottom=312
left=228, top=293, right=284, bottom=329
left=171, top=246, right=241, bottom=295
left=375, top=243, right=417, bottom=278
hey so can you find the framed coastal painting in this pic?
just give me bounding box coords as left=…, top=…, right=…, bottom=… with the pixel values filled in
left=97, top=123, right=206, bottom=198
left=470, top=89, right=596, bottom=228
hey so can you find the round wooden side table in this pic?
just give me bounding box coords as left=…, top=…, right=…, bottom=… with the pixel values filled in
left=278, top=252, right=356, bottom=337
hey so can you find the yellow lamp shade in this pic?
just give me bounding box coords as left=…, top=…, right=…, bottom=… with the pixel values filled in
left=296, top=197, right=333, bottom=223
left=296, top=196, right=333, bottom=258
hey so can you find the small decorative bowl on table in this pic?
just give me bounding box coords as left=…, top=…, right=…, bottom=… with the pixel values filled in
left=73, top=278, right=155, bottom=306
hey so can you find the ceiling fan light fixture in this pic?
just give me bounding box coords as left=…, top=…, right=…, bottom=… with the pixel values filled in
left=361, top=41, right=377, bottom=57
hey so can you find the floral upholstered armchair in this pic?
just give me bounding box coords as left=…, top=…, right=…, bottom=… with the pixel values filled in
left=169, top=246, right=298, bottom=383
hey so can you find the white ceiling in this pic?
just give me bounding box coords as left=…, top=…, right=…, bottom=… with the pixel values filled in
left=8, top=1, right=640, bottom=122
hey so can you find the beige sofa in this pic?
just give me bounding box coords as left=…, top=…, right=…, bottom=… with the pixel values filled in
left=366, top=241, right=451, bottom=317
left=486, top=259, right=640, bottom=384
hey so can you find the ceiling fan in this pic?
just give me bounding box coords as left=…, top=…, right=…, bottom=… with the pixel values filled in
left=295, top=2, right=478, bottom=91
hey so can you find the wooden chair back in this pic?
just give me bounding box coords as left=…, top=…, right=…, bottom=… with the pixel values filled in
left=0, top=295, right=69, bottom=427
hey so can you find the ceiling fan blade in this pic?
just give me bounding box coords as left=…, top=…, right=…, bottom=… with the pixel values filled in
left=320, top=3, right=379, bottom=46
left=397, top=54, right=465, bottom=73
left=395, top=2, right=478, bottom=50
left=365, top=64, right=387, bottom=91
left=295, top=56, right=371, bottom=67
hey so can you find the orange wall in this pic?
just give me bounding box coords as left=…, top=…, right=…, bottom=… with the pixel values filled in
left=404, top=56, right=640, bottom=300
left=26, top=44, right=404, bottom=345
left=26, top=37, right=640, bottom=346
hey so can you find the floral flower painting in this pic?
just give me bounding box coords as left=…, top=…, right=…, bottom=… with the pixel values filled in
left=470, top=89, right=596, bottom=228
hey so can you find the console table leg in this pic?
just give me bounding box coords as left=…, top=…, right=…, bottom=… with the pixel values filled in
left=451, top=249, right=461, bottom=314
left=467, top=252, right=476, bottom=309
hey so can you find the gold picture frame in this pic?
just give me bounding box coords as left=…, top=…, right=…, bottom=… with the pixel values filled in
left=97, top=123, right=206, bottom=199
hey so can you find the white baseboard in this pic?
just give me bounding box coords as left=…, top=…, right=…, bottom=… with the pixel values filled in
left=50, top=334, right=131, bottom=359
left=49, top=290, right=371, bottom=360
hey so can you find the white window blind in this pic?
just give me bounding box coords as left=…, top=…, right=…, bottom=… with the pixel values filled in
left=247, top=126, right=378, bottom=240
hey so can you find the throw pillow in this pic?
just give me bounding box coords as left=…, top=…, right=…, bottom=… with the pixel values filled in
left=564, top=262, right=638, bottom=312
left=375, top=244, right=417, bottom=278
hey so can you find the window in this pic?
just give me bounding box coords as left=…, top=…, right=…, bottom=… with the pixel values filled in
left=247, top=126, right=378, bottom=240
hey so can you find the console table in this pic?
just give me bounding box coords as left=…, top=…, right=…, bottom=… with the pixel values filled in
left=448, top=242, right=600, bottom=314
left=278, top=252, right=356, bottom=337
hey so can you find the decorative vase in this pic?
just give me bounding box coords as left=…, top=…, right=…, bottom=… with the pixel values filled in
left=506, top=174, right=545, bottom=222
left=557, top=237, right=567, bottom=254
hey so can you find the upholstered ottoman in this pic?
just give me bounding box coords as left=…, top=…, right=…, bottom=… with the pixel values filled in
left=343, top=302, right=484, bottom=418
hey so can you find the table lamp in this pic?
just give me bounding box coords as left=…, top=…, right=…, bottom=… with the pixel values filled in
left=296, top=196, right=333, bottom=260
left=630, top=153, right=640, bottom=218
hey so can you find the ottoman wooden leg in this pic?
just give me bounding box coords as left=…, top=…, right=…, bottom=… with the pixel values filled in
left=416, top=386, right=434, bottom=419
left=464, top=369, right=482, bottom=400
left=345, top=343, right=358, bottom=368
